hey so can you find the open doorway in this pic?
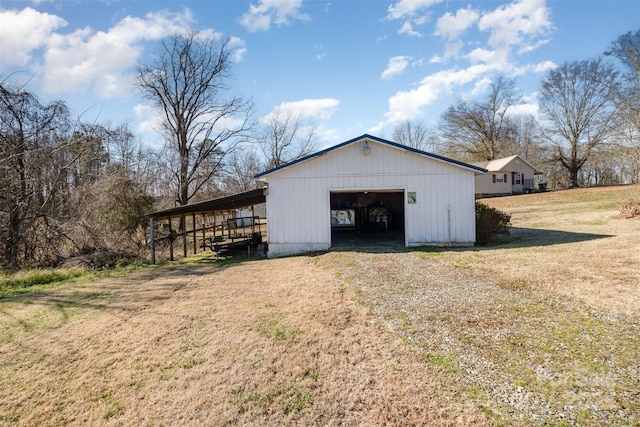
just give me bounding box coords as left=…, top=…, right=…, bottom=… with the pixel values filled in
left=330, top=190, right=405, bottom=248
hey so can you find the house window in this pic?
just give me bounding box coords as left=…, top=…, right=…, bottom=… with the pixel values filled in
left=514, top=173, right=521, bottom=185
left=493, top=174, right=507, bottom=183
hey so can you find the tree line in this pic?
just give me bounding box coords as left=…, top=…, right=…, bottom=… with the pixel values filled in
left=1, top=29, right=638, bottom=269
left=394, top=30, right=640, bottom=189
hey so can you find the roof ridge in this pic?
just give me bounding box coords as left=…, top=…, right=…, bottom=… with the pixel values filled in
left=255, top=134, right=487, bottom=178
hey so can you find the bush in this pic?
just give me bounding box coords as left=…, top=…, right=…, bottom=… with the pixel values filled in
left=60, top=248, right=138, bottom=270
left=476, top=202, right=511, bottom=245
left=619, top=199, right=640, bottom=218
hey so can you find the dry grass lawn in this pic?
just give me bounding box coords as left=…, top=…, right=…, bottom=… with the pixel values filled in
left=472, top=184, right=640, bottom=316
left=1, top=260, right=486, bottom=426
left=1, top=184, right=639, bottom=426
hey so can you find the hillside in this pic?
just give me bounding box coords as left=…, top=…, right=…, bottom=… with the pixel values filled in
left=472, top=184, right=640, bottom=316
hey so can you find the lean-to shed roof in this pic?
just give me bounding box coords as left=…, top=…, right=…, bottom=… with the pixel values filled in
left=148, top=188, right=266, bottom=220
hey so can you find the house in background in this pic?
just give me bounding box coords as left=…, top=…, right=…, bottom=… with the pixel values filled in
left=473, top=155, right=544, bottom=198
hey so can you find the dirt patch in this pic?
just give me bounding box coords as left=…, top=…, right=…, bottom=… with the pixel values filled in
left=0, top=258, right=487, bottom=426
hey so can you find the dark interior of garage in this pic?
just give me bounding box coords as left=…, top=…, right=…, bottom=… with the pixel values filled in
left=330, top=191, right=405, bottom=247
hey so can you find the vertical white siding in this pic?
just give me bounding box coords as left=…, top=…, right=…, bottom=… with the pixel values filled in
left=262, top=139, right=478, bottom=257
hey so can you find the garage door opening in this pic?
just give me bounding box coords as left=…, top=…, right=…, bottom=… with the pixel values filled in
left=330, top=191, right=405, bottom=248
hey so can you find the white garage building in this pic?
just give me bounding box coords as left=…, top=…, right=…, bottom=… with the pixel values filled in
left=255, top=134, right=487, bottom=258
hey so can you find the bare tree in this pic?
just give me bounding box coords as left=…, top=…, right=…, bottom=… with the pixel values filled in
left=539, top=59, right=619, bottom=188
left=606, top=30, right=640, bottom=181
left=606, top=30, right=640, bottom=83
left=392, top=120, right=432, bottom=151
left=221, top=148, right=263, bottom=194
left=104, top=122, right=136, bottom=171
left=0, top=83, right=73, bottom=268
left=439, top=76, right=519, bottom=161
left=507, top=114, right=543, bottom=159
left=258, top=109, right=317, bottom=169
left=69, top=167, right=155, bottom=254
left=136, top=31, right=253, bottom=206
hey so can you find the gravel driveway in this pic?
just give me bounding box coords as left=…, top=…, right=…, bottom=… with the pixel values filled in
left=321, top=250, right=640, bottom=426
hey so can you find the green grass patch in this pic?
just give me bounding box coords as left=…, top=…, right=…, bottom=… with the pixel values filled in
left=254, top=314, right=301, bottom=343
left=279, top=383, right=312, bottom=414
left=420, top=352, right=459, bottom=374
left=0, top=262, right=152, bottom=300
left=0, top=268, right=89, bottom=299
left=416, top=249, right=442, bottom=258
left=231, top=380, right=313, bottom=416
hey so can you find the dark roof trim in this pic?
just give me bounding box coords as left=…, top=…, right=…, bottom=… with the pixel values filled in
left=254, top=134, right=487, bottom=178
left=148, top=188, right=265, bottom=220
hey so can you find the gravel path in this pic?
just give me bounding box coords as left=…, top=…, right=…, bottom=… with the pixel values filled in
left=317, top=250, right=640, bottom=426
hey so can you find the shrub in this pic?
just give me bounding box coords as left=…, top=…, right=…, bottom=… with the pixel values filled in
left=619, top=199, right=640, bottom=218
left=476, top=202, right=511, bottom=245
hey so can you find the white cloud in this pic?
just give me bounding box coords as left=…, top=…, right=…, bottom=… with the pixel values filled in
left=398, top=20, right=421, bottom=37
left=507, top=102, right=540, bottom=119
left=387, top=0, right=443, bottom=37
left=381, top=56, right=412, bottom=80
left=386, top=0, right=443, bottom=20
left=232, top=47, right=248, bottom=63
left=429, top=54, right=443, bottom=64
left=134, top=103, right=163, bottom=137
left=434, top=7, right=479, bottom=41
left=431, top=5, right=479, bottom=61
left=373, top=64, right=496, bottom=132
left=41, top=10, right=194, bottom=97
left=466, top=47, right=510, bottom=67
left=0, top=7, right=67, bottom=70
left=534, top=60, right=556, bottom=73
left=478, top=0, right=552, bottom=49
left=229, top=36, right=247, bottom=63
left=261, top=98, right=340, bottom=124
left=315, top=127, right=341, bottom=147
left=466, top=77, right=492, bottom=99
left=240, top=0, right=309, bottom=32
left=518, top=37, right=550, bottom=53
left=378, top=0, right=554, bottom=132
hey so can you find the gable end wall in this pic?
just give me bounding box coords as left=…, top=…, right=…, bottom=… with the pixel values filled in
left=262, top=141, right=477, bottom=257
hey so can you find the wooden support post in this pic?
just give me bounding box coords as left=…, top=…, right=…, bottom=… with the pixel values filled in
left=150, top=217, right=155, bottom=265
left=168, top=216, right=174, bottom=261
left=202, top=214, right=207, bottom=251
left=251, top=205, right=255, bottom=234
left=192, top=213, right=197, bottom=255
left=182, top=214, right=187, bottom=258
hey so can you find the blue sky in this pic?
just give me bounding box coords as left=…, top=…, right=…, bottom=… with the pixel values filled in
left=1, top=0, right=638, bottom=149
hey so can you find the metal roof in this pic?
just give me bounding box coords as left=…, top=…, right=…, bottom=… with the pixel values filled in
left=148, top=188, right=266, bottom=220
left=254, top=134, right=487, bottom=178
left=473, top=154, right=543, bottom=174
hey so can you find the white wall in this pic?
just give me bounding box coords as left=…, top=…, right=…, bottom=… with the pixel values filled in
left=475, top=173, right=512, bottom=197
left=260, top=139, right=478, bottom=257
